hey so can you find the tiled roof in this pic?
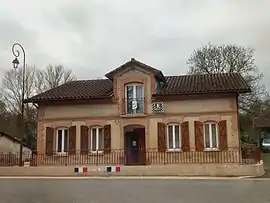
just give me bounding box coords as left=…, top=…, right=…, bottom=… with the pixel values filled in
left=156, top=73, right=251, bottom=95
left=25, top=72, right=250, bottom=103
left=25, top=79, right=113, bottom=102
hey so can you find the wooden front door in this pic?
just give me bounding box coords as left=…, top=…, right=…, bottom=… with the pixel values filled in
left=124, top=128, right=146, bottom=165
left=134, top=128, right=146, bottom=165
left=125, top=132, right=139, bottom=165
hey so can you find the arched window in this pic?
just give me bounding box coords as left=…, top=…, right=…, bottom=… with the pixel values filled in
left=90, top=126, right=104, bottom=152
left=125, top=83, right=144, bottom=114
left=56, top=128, right=69, bottom=153
left=204, top=122, right=218, bottom=149
left=166, top=123, right=180, bottom=150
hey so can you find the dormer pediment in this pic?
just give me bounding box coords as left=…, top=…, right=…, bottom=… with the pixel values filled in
left=105, top=58, right=166, bottom=82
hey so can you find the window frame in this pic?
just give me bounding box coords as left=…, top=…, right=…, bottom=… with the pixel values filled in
left=166, top=123, right=181, bottom=151
left=56, top=128, right=69, bottom=155
left=125, top=83, right=144, bottom=114
left=203, top=122, right=219, bottom=150
left=90, top=126, right=104, bottom=153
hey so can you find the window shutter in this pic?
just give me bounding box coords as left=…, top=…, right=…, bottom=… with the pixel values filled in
left=68, top=126, right=76, bottom=155
left=181, top=121, right=190, bottom=152
left=45, top=127, right=54, bottom=156
left=104, top=124, right=111, bottom=154
left=195, top=121, right=204, bottom=151
left=80, top=125, right=89, bottom=154
left=157, top=122, right=166, bottom=152
left=218, top=120, right=228, bottom=150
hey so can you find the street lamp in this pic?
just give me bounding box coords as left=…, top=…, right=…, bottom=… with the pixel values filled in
left=11, top=42, right=26, bottom=167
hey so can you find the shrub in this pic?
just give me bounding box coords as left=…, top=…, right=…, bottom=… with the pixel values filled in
left=241, top=141, right=257, bottom=158
left=240, top=134, right=257, bottom=144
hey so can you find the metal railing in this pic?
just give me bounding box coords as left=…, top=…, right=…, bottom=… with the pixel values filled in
left=122, top=98, right=145, bottom=114
left=0, top=147, right=261, bottom=166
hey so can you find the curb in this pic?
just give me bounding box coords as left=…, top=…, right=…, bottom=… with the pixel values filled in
left=0, top=176, right=257, bottom=180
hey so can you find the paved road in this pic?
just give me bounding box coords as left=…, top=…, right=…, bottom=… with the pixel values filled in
left=0, top=178, right=270, bottom=203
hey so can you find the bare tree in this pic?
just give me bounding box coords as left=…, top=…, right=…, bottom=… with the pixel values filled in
left=0, top=96, right=20, bottom=137
left=43, top=65, right=75, bottom=89
left=2, top=64, right=76, bottom=112
left=0, top=98, right=10, bottom=131
left=1, top=64, right=76, bottom=148
left=187, top=43, right=267, bottom=113
left=34, top=68, right=47, bottom=94
left=1, top=65, right=37, bottom=114
left=34, top=65, right=76, bottom=93
left=0, top=99, right=7, bottom=116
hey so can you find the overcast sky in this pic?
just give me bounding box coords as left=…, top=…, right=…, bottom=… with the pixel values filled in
left=0, top=0, right=269, bottom=88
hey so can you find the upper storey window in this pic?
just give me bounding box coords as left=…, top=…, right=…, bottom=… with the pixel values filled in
left=125, top=83, right=144, bottom=114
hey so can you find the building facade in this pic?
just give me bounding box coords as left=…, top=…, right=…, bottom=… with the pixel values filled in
left=25, top=58, right=251, bottom=165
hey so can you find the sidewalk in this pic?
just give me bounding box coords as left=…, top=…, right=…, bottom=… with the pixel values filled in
left=0, top=175, right=255, bottom=180
left=0, top=163, right=265, bottom=177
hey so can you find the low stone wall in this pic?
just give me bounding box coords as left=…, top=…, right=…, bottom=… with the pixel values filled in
left=117, top=162, right=265, bottom=177
left=0, top=162, right=265, bottom=177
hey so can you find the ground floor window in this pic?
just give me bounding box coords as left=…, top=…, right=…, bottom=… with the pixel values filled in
left=91, top=126, right=104, bottom=152
left=204, top=122, right=218, bottom=149
left=56, top=128, right=68, bottom=153
left=167, top=124, right=180, bottom=150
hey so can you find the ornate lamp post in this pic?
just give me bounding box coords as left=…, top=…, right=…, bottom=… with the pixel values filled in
left=11, top=42, right=26, bottom=166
